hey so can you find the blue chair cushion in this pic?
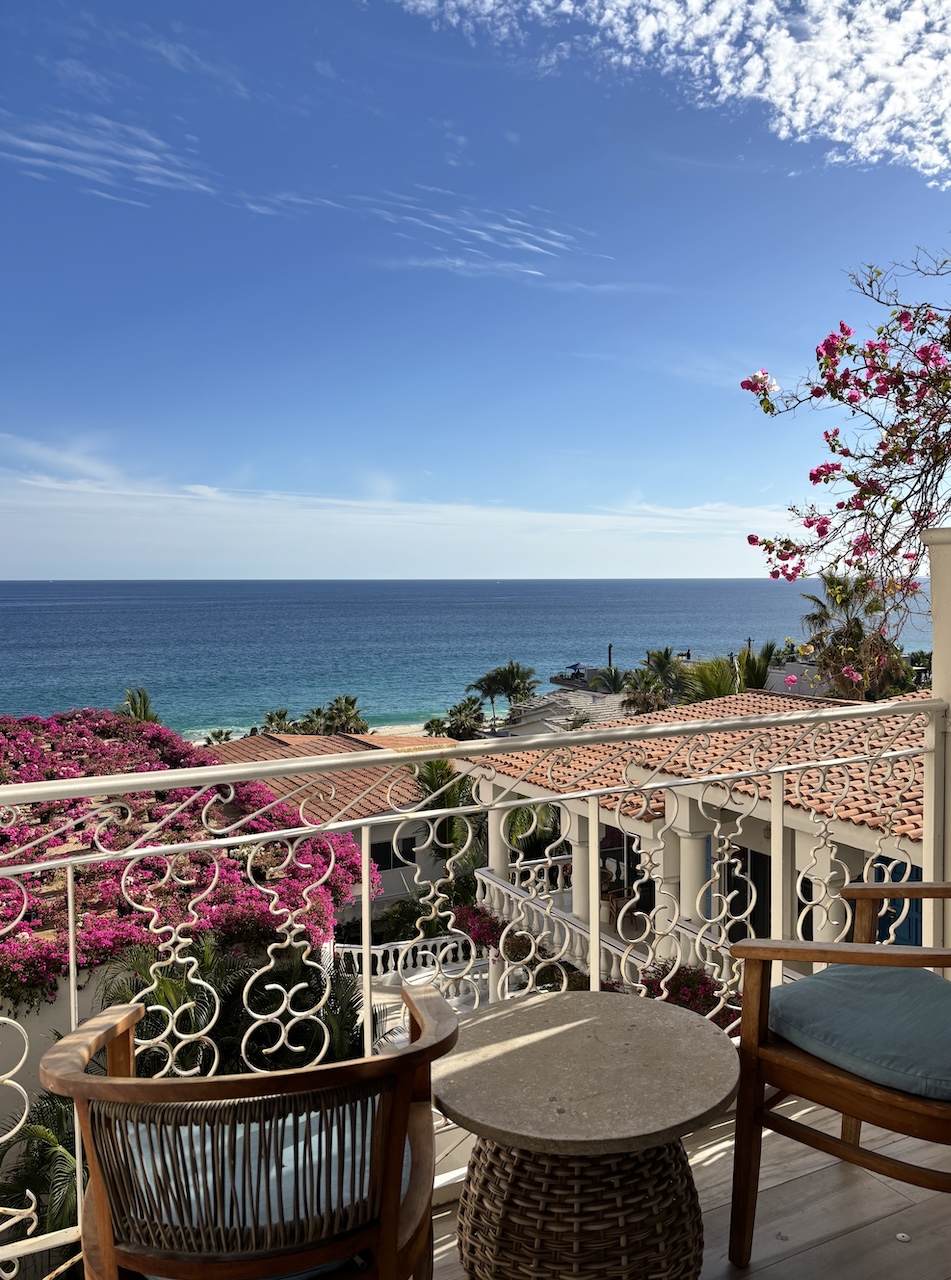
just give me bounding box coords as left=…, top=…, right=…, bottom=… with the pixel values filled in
left=769, top=964, right=951, bottom=1100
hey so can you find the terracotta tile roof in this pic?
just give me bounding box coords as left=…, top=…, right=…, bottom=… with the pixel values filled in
left=208, top=732, right=453, bottom=825
left=468, top=692, right=931, bottom=844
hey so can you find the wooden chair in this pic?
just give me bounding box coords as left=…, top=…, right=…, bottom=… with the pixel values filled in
left=729, top=882, right=951, bottom=1268
left=39, top=985, right=458, bottom=1280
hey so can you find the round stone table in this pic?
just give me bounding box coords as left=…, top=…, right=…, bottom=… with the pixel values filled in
left=431, top=991, right=739, bottom=1280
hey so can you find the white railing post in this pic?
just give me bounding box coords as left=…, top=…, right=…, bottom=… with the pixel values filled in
left=485, top=795, right=507, bottom=1003
left=769, top=772, right=798, bottom=971
left=924, top=529, right=951, bottom=950
left=360, top=825, right=373, bottom=1057
left=66, top=862, right=84, bottom=1228
left=587, top=796, right=602, bottom=991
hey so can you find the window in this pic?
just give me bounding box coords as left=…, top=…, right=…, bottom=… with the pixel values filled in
left=370, top=836, right=417, bottom=873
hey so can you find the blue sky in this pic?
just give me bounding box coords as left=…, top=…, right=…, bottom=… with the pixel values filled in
left=2, top=0, right=950, bottom=578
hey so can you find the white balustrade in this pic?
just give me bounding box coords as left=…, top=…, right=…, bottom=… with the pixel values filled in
left=0, top=691, right=944, bottom=1274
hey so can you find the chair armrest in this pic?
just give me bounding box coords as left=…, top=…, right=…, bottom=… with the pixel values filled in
left=842, top=882, right=951, bottom=900
left=39, top=1004, right=144, bottom=1098
left=731, top=939, right=951, bottom=967
left=401, top=984, right=459, bottom=1059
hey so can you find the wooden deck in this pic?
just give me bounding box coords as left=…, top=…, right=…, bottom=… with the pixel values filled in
left=432, top=1098, right=951, bottom=1280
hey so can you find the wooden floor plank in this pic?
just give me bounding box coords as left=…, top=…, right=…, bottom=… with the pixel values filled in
left=734, top=1194, right=951, bottom=1280
left=699, top=1161, right=917, bottom=1277
left=430, top=1101, right=951, bottom=1280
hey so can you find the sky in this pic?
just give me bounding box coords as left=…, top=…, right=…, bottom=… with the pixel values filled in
left=3, top=0, right=951, bottom=578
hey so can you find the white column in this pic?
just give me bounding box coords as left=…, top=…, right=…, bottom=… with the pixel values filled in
left=570, top=804, right=590, bottom=924
left=487, top=802, right=508, bottom=879
left=922, top=529, right=951, bottom=950
left=679, top=834, right=708, bottom=924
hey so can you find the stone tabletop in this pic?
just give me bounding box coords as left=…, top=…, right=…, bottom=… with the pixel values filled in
left=431, top=990, right=739, bottom=1155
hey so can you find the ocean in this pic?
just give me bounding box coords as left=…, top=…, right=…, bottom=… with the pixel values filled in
left=0, top=580, right=933, bottom=739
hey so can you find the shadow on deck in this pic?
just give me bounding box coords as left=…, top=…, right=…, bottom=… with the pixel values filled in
left=432, top=1098, right=951, bottom=1280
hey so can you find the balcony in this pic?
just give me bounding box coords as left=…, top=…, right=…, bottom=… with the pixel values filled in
left=0, top=673, right=949, bottom=1277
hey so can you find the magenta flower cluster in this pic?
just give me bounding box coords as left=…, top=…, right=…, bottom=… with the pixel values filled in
left=641, top=959, right=738, bottom=1030
left=452, top=903, right=505, bottom=949
left=741, top=296, right=951, bottom=609
left=0, top=709, right=377, bottom=1010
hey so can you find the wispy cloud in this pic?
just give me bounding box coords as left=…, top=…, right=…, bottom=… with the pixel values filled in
left=251, top=184, right=623, bottom=283
left=546, top=279, right=670, bottom=294
left=0, top=106, right=650, bottom=288
left=0, top=432, right=127, bottom=486
left=84, top=187, right=150, bottom=208
left=396, top=0, right=951, bottom=183
left=0, top=111, right=215, bottom=193
left=37, top=57, right=131, bottom=104
left=0, top=440, right=795, bottom=577
left=386, top=254, right=545, bottom=277
left=133, top=34, right=248, bottom=98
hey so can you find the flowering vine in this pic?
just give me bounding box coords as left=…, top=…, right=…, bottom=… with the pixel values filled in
left=742, top=252, right=951, bottom=617
left=0, top=709, right=377, bottom=1010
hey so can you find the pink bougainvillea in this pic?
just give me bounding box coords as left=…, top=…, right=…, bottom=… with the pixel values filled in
left=742, top=253, right=951, bottom=616
left=0, top=710, right=376, bottom=1009
left=451, top=903, right=505, bottom=949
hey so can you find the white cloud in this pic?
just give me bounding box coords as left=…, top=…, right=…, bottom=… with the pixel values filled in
left=39, top=58, right=130, bottom=103
left=133, top=34, right=248, bottom=98
left=384, top=253, right=545, bottom=276
left=0, top=111, right=215, bottom=193
left=396, top=0, right=951, bottom=181
left=0, top=448, right=794, bottom=577
left=84, top=188, right=150, bottom=207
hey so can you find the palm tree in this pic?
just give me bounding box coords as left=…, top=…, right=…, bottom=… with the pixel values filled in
left=204, top=728, right=232, bottom=745
left=642, top=648, right=688, bottom=702
left=0, top=1090, right=84, bottom=1252
left=591, top=666, right=630, bottom=693
left=800, top=573, right=907, bottom=698
left=117, top=686, right=160, bottom=723
left=495, top=660, right=539, bottom=708
left=99, top=936, right=257, bottom=1076
left=445, top=695, right=486, bottom=741
left=296, top=706, right=328, bottom=734
left=682, top=655, right=741, bottom=702
left=505, top=801, right=562, bottom=861
left=323, top=694, right=370, bottom=734
left=466, top=669, right=506, bottom=728
left=415, top=759, right=475, bottom=855
left=738, top=640, right=779, bottom=690
left=423, top=716, right=449, bottom=737
left=262, top=707, right=297, bottom=733
left=621, top=669, right=669, bottom=714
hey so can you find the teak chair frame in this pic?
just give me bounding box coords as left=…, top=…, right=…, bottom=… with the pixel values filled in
left=729, top=881, right=951, bottom=1268
left=40, top=985, right=458, bottom=1280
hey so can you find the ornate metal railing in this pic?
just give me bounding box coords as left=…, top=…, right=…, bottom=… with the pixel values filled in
left=0, top=694, right=943, bottom=1274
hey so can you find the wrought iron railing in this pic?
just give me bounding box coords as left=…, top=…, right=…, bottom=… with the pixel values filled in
left=0, top=694, right=943, bottom=1274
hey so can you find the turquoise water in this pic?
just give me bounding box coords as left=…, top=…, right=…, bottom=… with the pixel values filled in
left=0, top=580, right=932, bottom=738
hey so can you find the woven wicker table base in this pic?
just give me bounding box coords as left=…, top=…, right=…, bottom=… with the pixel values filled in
left=457, top=1136, right=703, bottom=1280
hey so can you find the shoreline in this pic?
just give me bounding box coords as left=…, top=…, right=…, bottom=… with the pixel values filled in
left=182, top=719, right=428, bottom=744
